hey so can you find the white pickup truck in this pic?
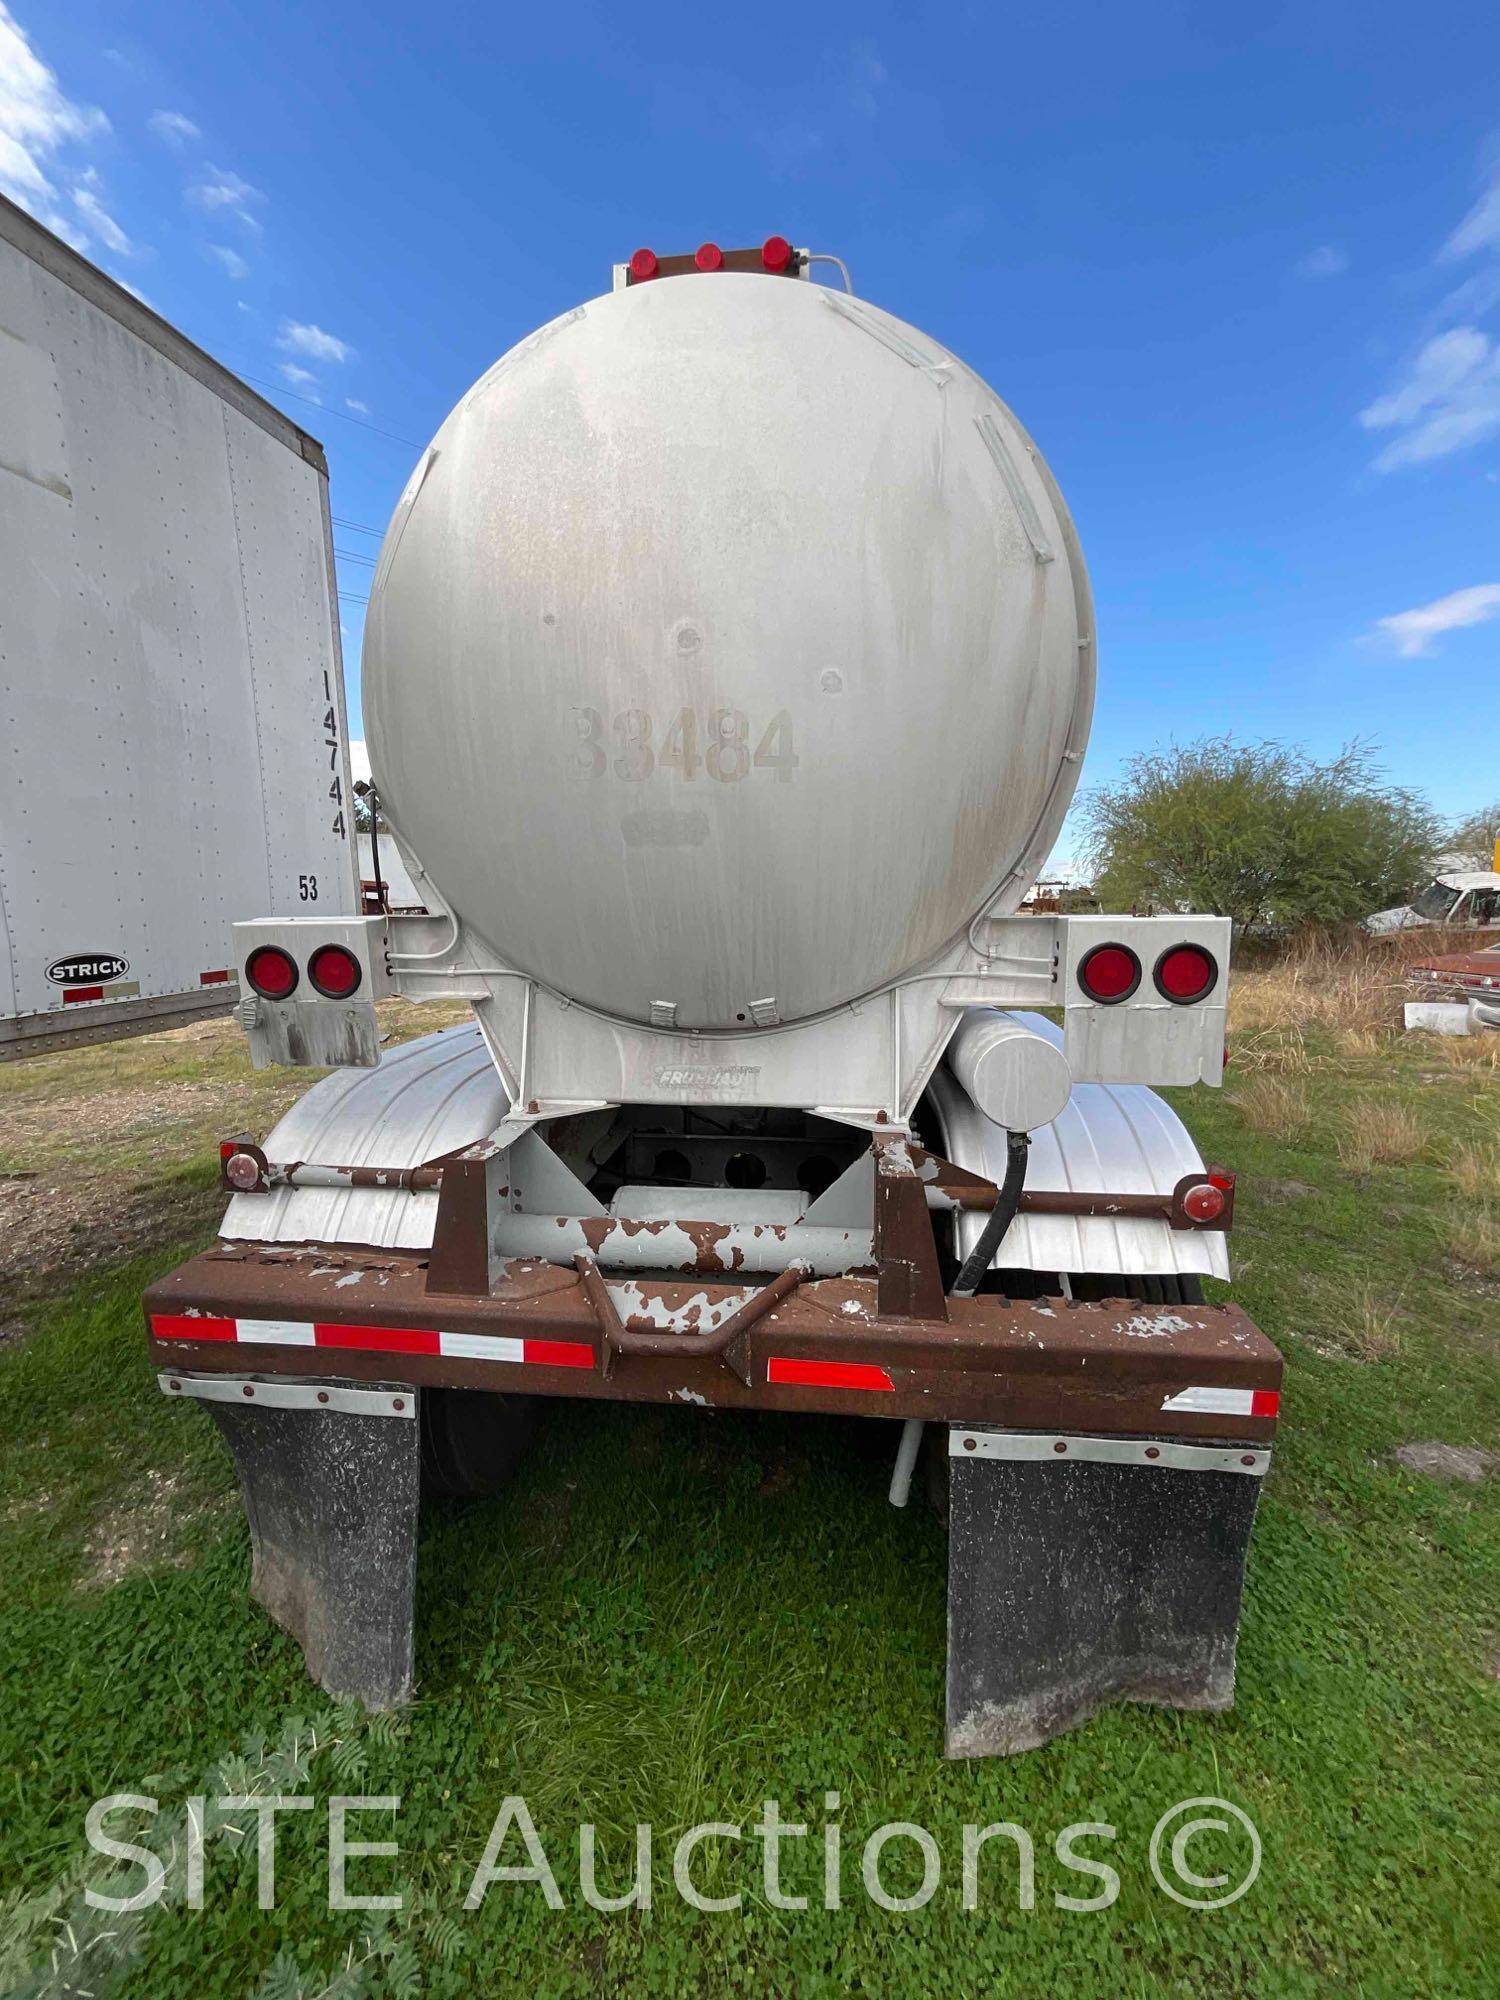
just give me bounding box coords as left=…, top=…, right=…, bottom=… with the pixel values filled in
left=1365, top=869, right=1500, bottom=935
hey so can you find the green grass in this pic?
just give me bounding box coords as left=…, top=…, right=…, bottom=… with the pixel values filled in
left=1, top=1017, right=1497, bottom=1996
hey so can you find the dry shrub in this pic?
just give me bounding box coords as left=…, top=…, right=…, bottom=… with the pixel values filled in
left=1431, top=1030, right=1500, bottom=1074
left=1448, top=1210, right=1500, bottom=1273
left=1230, top=931, right=1407, bottom=1041
left=1447, top=1138, right=1500, bottom=1203
left=1228, top=1026, right=1313, bottom=1076
left=1310, top=1279, right=1406, bottom=1362
left=1231, top=1074, right=1311, bottom=1139
left=1338, top=1098, right=1426, bottom=1172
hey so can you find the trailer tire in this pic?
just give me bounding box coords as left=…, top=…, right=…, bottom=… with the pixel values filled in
left=420, top=1389, right=538, bottom=1498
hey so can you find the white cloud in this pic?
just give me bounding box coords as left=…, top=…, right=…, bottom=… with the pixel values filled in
left=847, top=41, right=885, bottom=118
left=1359, top=326, right=1500, bottom=469
left=279, top=361, right=319, bottom=392
left=349, top=739, right=371, bottom=784
left=0, top=3, right=108, bottom=242
left=1297, top=244, right=1348, bottom=278
left=147, top=108, right=199, bottom=149
left=1372, top=583, right=1500, bottom=657
left=206, top=242, right=248, bottom=279
left=187, top=163, right=264, bottom=229
left=1441, top=170, right=1500, bottom=262
left=278, top=318, right=354, bottom=364
left=345, top=397, right=369, bottom=414
left=108, top=269, right=154, bottom=308
left=71, top=166, right=131, bottom=254
left=1362, top=159, right=1500, bottom=469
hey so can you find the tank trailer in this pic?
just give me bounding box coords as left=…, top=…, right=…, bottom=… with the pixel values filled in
left=146, top=240, right=1281, bottom=1756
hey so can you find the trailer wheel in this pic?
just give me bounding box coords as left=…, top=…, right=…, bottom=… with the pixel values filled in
left=420, top=1389, right=538, bottom=1498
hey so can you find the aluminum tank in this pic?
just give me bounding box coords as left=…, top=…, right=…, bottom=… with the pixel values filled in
left=365, top=272, right=1093, bottom=1031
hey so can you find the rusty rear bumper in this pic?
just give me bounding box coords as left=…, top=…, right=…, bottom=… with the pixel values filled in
left=145, top=1242, right=1281, bottom=1443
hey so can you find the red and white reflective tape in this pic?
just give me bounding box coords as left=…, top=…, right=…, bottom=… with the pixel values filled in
left=766, top=1356, right=895, bottom=1393
left=150, top=1312, right=594, bottom=1371
left=1161, top=1384, right=1279, bottom=1418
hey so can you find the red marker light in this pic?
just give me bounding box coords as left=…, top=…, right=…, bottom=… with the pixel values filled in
left=1182, top=1182, right=1227, bottom=1224
left=695, top=241, right=724, bottom=271
left=1076, top=942, right=1142, bottom=1004
left=244, top=945, right=298, bottom=999
left=762, top=234, right=793, bottom=272
left=308, top=943, right=363, bottom=999
left=1154, top=943, right=1219, bottom=1004
left=629, top=247, right=658, bottom=281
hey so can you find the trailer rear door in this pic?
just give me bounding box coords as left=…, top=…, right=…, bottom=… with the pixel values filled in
left=0, top=195, right=355, bottom=1058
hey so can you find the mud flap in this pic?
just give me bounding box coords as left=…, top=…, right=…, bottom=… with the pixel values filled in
left=206, top=1388, right=422, bottom=1710
left=945, top=1426, right=1268, bottom=1758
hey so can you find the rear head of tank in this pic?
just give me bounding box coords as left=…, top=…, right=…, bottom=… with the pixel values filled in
left=363, top=265, right=1094, bottom=1031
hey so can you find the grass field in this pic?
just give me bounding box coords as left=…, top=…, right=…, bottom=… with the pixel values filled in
left=1, top=951, right=1497, bottom=1997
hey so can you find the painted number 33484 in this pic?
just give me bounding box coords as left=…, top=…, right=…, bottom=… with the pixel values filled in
left=570, top=707, right=798, bottom=783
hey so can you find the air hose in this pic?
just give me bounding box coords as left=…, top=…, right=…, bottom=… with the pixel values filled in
left=949, top=1130, right=1030, bottom=1298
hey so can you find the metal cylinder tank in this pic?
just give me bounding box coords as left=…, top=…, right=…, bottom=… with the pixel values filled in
left=365, top=271, right=1094, bottom=1030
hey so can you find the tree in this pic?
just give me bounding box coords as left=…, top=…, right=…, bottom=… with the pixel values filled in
left=1447, top=802, right=1500, bottom=869
left=1078, top=737, right=1440, bottom=933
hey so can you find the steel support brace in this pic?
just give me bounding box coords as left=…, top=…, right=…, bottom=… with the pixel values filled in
left=205, top=1387, right=422, bottom=1709
left=944, top=1425, right=1266, bottom=1757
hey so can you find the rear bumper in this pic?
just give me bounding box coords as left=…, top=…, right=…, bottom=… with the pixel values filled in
left=146, top=1242, right=1281, bottom=1444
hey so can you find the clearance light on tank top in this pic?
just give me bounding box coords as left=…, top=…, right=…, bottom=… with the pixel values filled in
left=244, top=945, right=298, bottom=1000
left=762, top=235, right=793, bottom=272
left=1076, top=942, right=1141, bottom=1004
left=1154, top=943, right=1219, bottom=1004
left=629, top=248, right=658, bottom=281
left=308, top=943, right=363, bottom=999
left=695, top=241, right=724, bottom=271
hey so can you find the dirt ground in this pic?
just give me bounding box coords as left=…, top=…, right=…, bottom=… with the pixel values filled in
left=0, top=999, right=470, bottom=1323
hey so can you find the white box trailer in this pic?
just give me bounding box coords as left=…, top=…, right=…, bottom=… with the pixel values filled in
left=0, top=193, right=355, bottom=1059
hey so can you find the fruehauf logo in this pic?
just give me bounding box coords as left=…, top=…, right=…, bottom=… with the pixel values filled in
left=46, top=952, right=130, bottom=986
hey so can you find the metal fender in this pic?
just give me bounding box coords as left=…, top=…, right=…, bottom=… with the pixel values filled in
left=221, top=1022, right=507, bottom=1249
left=924, top=1010, right=1230, bottom=1282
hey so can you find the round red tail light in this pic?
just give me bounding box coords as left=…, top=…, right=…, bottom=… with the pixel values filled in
left=244, top=945, right=298, bottom=999
left=762, top=234, right=793, bottom=272
left=1154, top=943, right=1219, bottom=1004
left=695, top=241, right=724, bottom=271
left=1077, top=942, right=1142, bottom=1004
left=308, top=944, right=363, bottom=998
left=1182, top=1181, right=1226, bottom=1223
left=629, top=247, right=658, bottom=281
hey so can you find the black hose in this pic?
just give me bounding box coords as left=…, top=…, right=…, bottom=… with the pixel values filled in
left=949, top=1130, right=1030, bottom=1298
left=368, top=785, right=388, bottom=916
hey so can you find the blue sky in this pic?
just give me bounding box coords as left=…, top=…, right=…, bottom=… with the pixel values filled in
left=4, top=0, right=1497, bottom=870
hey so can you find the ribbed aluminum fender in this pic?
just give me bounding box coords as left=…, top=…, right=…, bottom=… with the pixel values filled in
left=222, top=1022, right=506, bottom=1249
left=926, top=1011, right=1230, bottom=1282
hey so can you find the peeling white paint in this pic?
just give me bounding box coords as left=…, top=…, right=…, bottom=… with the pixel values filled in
left=1123, top=1312, right=1193, bottom=1339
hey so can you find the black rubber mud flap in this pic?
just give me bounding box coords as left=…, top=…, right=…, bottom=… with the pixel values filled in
left=208, top=1391, right=422, bottom=1710
left=945, top=1427, right=1266, bottom=1758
